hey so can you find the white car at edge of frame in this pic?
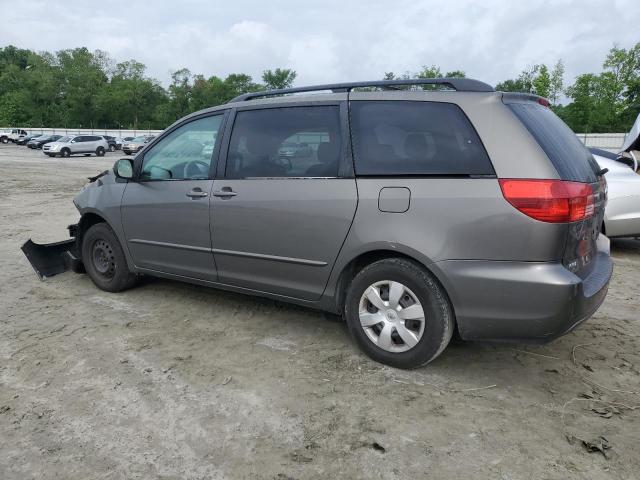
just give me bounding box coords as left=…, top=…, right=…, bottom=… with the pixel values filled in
left=589, top=113, right=640, bottom=238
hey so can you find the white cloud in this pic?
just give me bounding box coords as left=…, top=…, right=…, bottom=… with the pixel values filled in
left=1, top=0, right=639, bottom=91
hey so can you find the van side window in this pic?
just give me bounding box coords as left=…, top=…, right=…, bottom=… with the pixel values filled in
left=140, top=115, right=222, bottom=181
left=225, top=106, right=342, bottom=178
left=350, top=101, right=494, bottom=176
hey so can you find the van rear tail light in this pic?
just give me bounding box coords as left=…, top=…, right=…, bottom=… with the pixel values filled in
left=499, top=179, right=594, bottom=223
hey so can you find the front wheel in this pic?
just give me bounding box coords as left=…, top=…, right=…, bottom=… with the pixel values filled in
left=344, top=258, right=454, bottom=369
left=61, top=148, right=70, bottom=157
left=82, top=223, right=137, bottom=292
left=109, top=144, right=115, bottom=152
left=96, top=146, right=105, bottom=157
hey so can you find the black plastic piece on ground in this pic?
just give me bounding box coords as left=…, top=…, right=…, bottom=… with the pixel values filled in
left=21, top=239, right=82, bottom=280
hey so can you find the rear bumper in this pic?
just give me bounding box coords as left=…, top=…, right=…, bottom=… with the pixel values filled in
left=438, top=235, right=613, bottom=342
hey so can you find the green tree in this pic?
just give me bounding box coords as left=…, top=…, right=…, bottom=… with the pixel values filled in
left=496, top=65, right=543, bottom=93
left=262, top=68, right=297, bottom=90
left=495, top=78, right=527, bottom=93
left=167, top=68, right=192, bottom=120
left=562, top=73, right=617, bottom=132
left=532, top=64, right=551, bottom=98
left=549, top=60, right=565, bottom=105
left=560, top=42, right=640, bottom=132
left=56, top=48, right=109, bottom=127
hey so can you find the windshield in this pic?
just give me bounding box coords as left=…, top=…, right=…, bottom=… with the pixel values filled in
left=132, top=136, right=148, bottom=142
left=57, top=136, right=71, bottom=142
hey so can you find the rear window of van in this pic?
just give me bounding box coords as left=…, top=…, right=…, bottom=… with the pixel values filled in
left=507, top=103, right=600, bottom=183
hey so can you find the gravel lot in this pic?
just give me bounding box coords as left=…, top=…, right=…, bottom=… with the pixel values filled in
left=1, top=144, right=639, bottom=480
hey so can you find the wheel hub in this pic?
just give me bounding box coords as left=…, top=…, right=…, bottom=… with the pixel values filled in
left=92, top=240, right=115, bottom=278
left=385, top=309, right=398, bottom=322
left=358, top=280, right=426, bottom=353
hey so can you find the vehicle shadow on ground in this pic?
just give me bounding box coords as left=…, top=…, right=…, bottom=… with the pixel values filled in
left=610, top=237, right=640, bottom=253
left=123, top=275, right=587, bottom=380
left=71, top=237, right=637, bottom=390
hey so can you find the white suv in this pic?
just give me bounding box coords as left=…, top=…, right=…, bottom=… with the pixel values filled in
left=43, top=135, right=109, bottom=158
left=1, top=128, right=28, bottom=143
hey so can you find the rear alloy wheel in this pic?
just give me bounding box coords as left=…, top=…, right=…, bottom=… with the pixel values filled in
left=344, top=258, right=454, bottom=369
left=61, top=148, right=70, bottom=157
left=82, top=223, right=137, bottom=292
left=1, top=137, right=8, bottom=144
left=109, top=144, right=116, bottom=152
left=96, top=146, right=105, bottom=157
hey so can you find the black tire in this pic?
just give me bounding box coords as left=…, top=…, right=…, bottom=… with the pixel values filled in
left=46, top=154, right=55, bottom=157
left=61, top=148, right=70, bottom=157
left=1, top=137, right=8, bottom=144
left=344, top=258, right=454, bottom=369
left=82, top=223, right=137, bottom=292
left=109, top=144, right=116, bottom=152
left=96, top=146, right=105, bottom=157
left=84, top=154, right=91, bottom=157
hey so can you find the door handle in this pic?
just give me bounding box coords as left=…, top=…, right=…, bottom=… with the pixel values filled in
left=212, top=188, right=237, bottom=198
left=186, top=188, right=208, bottom=198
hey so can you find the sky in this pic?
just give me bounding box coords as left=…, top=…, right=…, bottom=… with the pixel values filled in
left=1, top=0, right=639, bottom=88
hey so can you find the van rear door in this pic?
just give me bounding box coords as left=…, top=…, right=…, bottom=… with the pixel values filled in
left=504, top=95, right=606, bottom=277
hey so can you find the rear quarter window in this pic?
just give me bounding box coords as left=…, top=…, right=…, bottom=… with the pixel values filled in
left=350, top=101, right=494, bottom=176
left=507, top=103, right=599, bottom=183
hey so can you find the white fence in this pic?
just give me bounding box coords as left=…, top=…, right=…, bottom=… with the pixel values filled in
left=576, top=133, right=626, bottom=152
left=7, top=127, right=164, bottom=138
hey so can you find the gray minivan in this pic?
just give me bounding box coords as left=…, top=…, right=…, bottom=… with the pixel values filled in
left=22, top=79, right=612, bottom=368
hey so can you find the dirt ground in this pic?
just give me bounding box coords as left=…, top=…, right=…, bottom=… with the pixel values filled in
left=0, top=144, right=639, bottom=480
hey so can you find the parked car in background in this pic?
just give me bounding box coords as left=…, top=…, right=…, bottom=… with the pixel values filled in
left=102, top=136, right=119, bottom=152
left=22, top=79, right=612, bottom=369
left=5, top=128, right=28, bottom=143
left=27, top=134, right=62, bottom=149
left=122, top=135, right=154, bottom=155
left=590, top=147, right=640, bottom=238
left=17, top=133, right=43, bottom=145
left=43, top=135, right=109, bottom=157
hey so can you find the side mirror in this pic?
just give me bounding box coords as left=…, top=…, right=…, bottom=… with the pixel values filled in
left=114, top=158, right=134, bottom=180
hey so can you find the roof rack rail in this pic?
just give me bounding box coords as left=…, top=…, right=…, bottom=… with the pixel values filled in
left=228, top=78, right=494, bottom=103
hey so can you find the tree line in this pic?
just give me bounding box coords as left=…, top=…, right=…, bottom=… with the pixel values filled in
left=0, top=43, right=638, bottom=133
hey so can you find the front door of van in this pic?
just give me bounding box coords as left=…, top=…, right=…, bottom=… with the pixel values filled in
left=210, top=104, right=357, bottom=301
left=121, top=113, right=225, bottom=281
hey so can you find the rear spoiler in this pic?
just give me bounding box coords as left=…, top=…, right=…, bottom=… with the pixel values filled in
left=500, top=91, right=551, bottom=107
